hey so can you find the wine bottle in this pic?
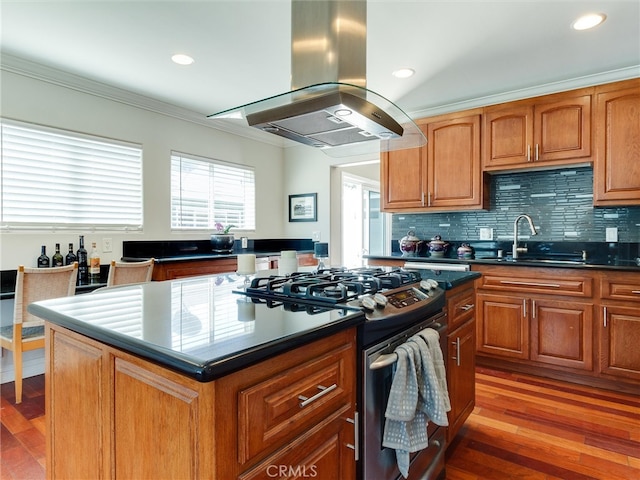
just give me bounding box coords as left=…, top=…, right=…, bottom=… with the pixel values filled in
left=77, top=236, right=88, bottom=285
left=65, top=243, right=77, bottom=265
left=37, top=245, right=50, bottom=268
left=52, top=243, right=64, bottom=267
left=89, top=242, right=101, bottom=284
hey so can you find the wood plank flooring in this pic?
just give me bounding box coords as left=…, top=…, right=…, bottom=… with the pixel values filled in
left=1, top=368, right=638, bottom=479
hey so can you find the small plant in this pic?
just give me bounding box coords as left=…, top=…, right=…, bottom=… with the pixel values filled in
left=214, top=222, right=236, bottom=234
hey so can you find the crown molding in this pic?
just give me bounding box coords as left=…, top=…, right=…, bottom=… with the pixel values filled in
left=0, top=53, right=284, bottom=148
left=409, top=65, right=640, bottom=119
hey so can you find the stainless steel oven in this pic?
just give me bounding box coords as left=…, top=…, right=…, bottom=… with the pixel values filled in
left=362, top=312, right=448, bottom=480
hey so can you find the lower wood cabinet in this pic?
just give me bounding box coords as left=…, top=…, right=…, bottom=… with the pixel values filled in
left=46, top=324, right=357, bottom=480
left=445, top=284, right=476, bottom=443
left=473, top=265, right=640, bottom=393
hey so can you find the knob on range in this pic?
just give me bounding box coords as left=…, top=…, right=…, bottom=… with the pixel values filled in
left=420, top=279, right=439, bottom=291
left=361, top=293, right=388, bottom=310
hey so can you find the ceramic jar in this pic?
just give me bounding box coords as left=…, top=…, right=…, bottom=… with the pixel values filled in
left=457, top=243, right=474, bottom=259
left=399, top=230, right=424, bottom=257
left=427, top=235, right=449, bottom=257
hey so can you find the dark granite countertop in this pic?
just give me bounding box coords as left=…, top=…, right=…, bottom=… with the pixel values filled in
left=28, top=271, right=365, bottom=382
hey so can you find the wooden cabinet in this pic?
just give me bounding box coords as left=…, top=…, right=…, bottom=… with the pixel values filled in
left=214, top=327, right=357, bottom=479
left=445, top=284, right=476, bottom=443
left=380, top=145, right=425, bottom=210
left=476, top=292, right=529, bottom=359
left=472, top=265, right=640, bottom=393
left=381, top=111, right=487, bottom=212
left=598, top=272, right=640, bottom=381
left=46, top=324, right=357, bottom=480
left=153, top=257, right=238, bottom=280
left=483, top=91, right=592, bottom=171
left=474, top=266, right=594, bottom=371
left=593, top=78, right=640, bottom=206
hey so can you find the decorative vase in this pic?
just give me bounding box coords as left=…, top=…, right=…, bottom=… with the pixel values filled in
left=210, top=234, right=235, bottom=253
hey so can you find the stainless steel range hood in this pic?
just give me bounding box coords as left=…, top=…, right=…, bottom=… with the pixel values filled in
left=208, top=0, right=426, bottom=157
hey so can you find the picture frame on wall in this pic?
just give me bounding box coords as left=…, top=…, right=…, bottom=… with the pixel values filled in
left=289, top=193, right=317, bottom=222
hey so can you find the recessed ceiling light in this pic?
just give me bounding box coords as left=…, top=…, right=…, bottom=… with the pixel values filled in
left=171, top=54, right=195, bottom=65
left=572, top=13, right=606, bottom=31
left=392, top=68, right=415, bottom=79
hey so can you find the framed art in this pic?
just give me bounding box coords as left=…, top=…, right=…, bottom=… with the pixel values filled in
left=289, top=193, right=317, bottom=222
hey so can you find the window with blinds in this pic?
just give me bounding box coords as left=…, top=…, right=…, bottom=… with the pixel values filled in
left=171, top=151, right=256, bottom=230
left=0, top=119, right=143, bottom=231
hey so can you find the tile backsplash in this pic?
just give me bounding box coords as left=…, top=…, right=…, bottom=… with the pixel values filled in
left=392, top=166, right=640, bottom=243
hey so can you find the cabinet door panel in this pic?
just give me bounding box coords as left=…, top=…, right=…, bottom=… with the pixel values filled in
left=601, top=305, right=640, bottom=380
left=483, top=106, right=532, bottom=168
left=447, top=320, right=475, bottom=442
left=530, top=300, right=593, bottom=371
left=594, top=82, right=640, bottom=205
left=428, top=115, right=482, bottom=208
left=476, top=293, right=528, bottom=359
left=535, top=95, right=591, bottom=162
left=381, top=147, right=425, bottom=210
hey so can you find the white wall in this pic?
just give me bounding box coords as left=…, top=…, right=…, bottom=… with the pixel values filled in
left=0, top=70, right=287, bottom=270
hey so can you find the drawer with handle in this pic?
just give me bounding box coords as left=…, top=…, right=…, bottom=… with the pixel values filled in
left=447, top=286, right=475, bottom=330
left=477, top=268, right=593, bottom=298
left=601, top=273, right=640, bottom=303
left=237, top=340, right=354, bottom=464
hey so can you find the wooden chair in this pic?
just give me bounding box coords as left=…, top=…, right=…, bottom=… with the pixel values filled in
left=0, top=263, right=78, bottom=403
left=106, top=258, right=154, bottom=287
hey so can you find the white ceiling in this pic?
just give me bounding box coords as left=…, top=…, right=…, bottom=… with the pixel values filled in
left=1, top=1, right=639, bottom=124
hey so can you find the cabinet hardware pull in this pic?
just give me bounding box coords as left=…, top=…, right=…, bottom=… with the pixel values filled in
left=535, top=144, right=539, bottom=161
left=455, top=338, right=461, bottom=367
left=428, top=192, right=432, bottom=207
left=532, top=300, right=536, bottom=320
left=298, top=383, right=338, bottom=408
left=603, top=306, right=608, bottom=328
left=421, top=192, right=425, bottom=206
left=632, top=290, right=640, bottom=294
left=500, top=280, right=561, bottom=288
left=527, top=145, right=531, bottom=162
left=345, top=412, right=359, bottom=460
left=523, top=298, right=527, bottom=317
left=460, top=304, right=475, bottom=311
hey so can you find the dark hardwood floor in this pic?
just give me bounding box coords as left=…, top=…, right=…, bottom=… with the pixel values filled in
left=1, top=368, right=639, bottom=479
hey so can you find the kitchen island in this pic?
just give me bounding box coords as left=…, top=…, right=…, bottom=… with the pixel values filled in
left=29, top=272, right=363, bottom=479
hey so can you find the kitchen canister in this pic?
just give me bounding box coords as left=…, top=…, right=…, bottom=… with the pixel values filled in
left=278, top=250, right=298, bottom=276
left=237, top=254, right=256, bottom=275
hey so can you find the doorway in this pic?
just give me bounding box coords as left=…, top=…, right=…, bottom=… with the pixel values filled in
left=341, top=172, right=390, bottom=267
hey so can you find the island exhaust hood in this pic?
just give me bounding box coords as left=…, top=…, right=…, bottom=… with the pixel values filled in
left=208, top=0, right=426, bottom=157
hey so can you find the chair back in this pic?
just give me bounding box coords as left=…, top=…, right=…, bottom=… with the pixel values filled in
left=14, top=263, right=78, bottom=327
left=107, top=258, right=154, bottom=287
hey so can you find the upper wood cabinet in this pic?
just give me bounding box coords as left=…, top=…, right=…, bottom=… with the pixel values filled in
left=381, top=110, right=487, bottom=212
left=593, top=78, right=640, bottom=206
left=483, top=91, right=592, bottom=171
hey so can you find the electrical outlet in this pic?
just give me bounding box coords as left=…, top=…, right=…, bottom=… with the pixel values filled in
left=102, top=237, right=113, bottom=253
left=312, top=231, right=321, bottom=241
left=479, top=227, right=494, bottom=240
left=606, top=227, right=618, bottom=242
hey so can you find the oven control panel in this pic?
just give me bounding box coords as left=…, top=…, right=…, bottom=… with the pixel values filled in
left=387, top=288, right=425, bottom=308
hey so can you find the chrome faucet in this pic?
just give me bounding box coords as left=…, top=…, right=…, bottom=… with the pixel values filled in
left=512, top=214, right=537, bottom=259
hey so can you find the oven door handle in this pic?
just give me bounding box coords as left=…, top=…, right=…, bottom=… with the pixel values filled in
left=369, top=322, right=446, bottom=371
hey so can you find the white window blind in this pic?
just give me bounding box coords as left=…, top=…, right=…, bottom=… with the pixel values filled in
left=171, top=151, right=255, bottom=230
left=1, top=119, right=143, bottom=231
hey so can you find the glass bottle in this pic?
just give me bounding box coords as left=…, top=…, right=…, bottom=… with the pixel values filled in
left=65, top=243, right=77, bottom=265
left=89, top=242, right=101, bottom=284
left=52, top=243, right=64, bottom=267
left=77, top=236, right=88, bottom=285
left=37, top=245, right=50, bottom=268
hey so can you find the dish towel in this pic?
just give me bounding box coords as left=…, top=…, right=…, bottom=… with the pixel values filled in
left=410, top=332, right=450, bottom=426
left=382, top=342, right=429, bottom=478
left=417, top=328, right=451, bottom=416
